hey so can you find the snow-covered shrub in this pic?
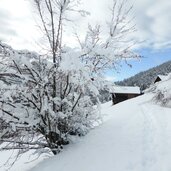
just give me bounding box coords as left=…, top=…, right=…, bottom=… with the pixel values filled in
left=0, top=42, right=101, bottom=155
left=150, top=73, right=171, bottom=108
left=98, top=88, right=112, bottom=103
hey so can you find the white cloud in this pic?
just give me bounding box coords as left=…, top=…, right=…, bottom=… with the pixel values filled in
left=0, top=0, right=42, bottom=51
left=104, top=76, right=116, bottom=82
left=0, top=0, right=171, bottom=50
left=131, top=0, right=171, bottom=49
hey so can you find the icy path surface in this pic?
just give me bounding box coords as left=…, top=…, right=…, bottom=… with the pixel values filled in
left=30, top=94, right=171, bottom=171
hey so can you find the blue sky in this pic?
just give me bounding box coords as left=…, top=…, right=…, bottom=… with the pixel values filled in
left=106, top=48, right=171, bottom=81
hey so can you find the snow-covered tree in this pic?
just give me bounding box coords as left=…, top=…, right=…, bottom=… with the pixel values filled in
left=0, top=0, right=139, bottom=159
left=149, top=73, right=171, bottom=108
left=0, top=42, right=100, bottom=156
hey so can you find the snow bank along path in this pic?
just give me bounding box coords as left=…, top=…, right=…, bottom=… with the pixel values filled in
left=31, top=94, right=171, bottom=171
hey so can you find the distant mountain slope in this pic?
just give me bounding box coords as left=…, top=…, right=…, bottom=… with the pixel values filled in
left=116, top=60, right=171, bottom=90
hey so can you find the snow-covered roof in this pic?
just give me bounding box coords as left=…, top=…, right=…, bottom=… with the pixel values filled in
left=156, top=75, right=168, bottom=81
left=111, top=86, right=141, bottom=94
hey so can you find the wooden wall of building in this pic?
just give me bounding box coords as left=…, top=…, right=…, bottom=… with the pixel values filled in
left=112, top=93, right=139, bottom=105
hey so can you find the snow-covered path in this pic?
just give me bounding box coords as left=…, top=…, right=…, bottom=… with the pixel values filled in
left=30, top=94, right=171, bottom=171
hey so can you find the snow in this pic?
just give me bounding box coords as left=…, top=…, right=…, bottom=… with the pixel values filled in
left=0, top=147, right=50, bottom=171
left=150, top=73, right=171, bottom=107
left=156, top=74, right=168, bottom=81
left=110, top=85, right=141, bottom=94
left=29, top=94, right=171, bottom=171
left=1, top=78, right=171, bottom=171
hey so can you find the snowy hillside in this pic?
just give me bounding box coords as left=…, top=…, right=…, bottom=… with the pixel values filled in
left=30, top=97, right=171, bottom=171
left=30, top=75, right=171, bottom=171
left=1, top=76, right=171, bottom=171
left=116, top=60, right=171, bottom=90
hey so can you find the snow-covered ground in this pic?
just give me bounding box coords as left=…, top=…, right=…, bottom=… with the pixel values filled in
left=0, top=147, right=49, bottom=171
left=29, top=94, right=171, bottom=171
left=1, top=79, right=171, bottom=171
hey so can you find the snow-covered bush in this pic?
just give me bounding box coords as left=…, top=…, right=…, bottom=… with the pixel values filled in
left=150, top=73, right=171, bottom=108
left=0, top=42, right=101, bottom=155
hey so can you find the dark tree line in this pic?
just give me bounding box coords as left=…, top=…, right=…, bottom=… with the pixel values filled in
left=116, top=60, right=171, bottom=90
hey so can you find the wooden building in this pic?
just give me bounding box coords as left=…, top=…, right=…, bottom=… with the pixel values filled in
left=111, top=86, right=141, bottom=105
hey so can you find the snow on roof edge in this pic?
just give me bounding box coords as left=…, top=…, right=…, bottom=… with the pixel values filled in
left=157, top=75, right=168, bottom=81
left=110, top=86, right=141, bottom=94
